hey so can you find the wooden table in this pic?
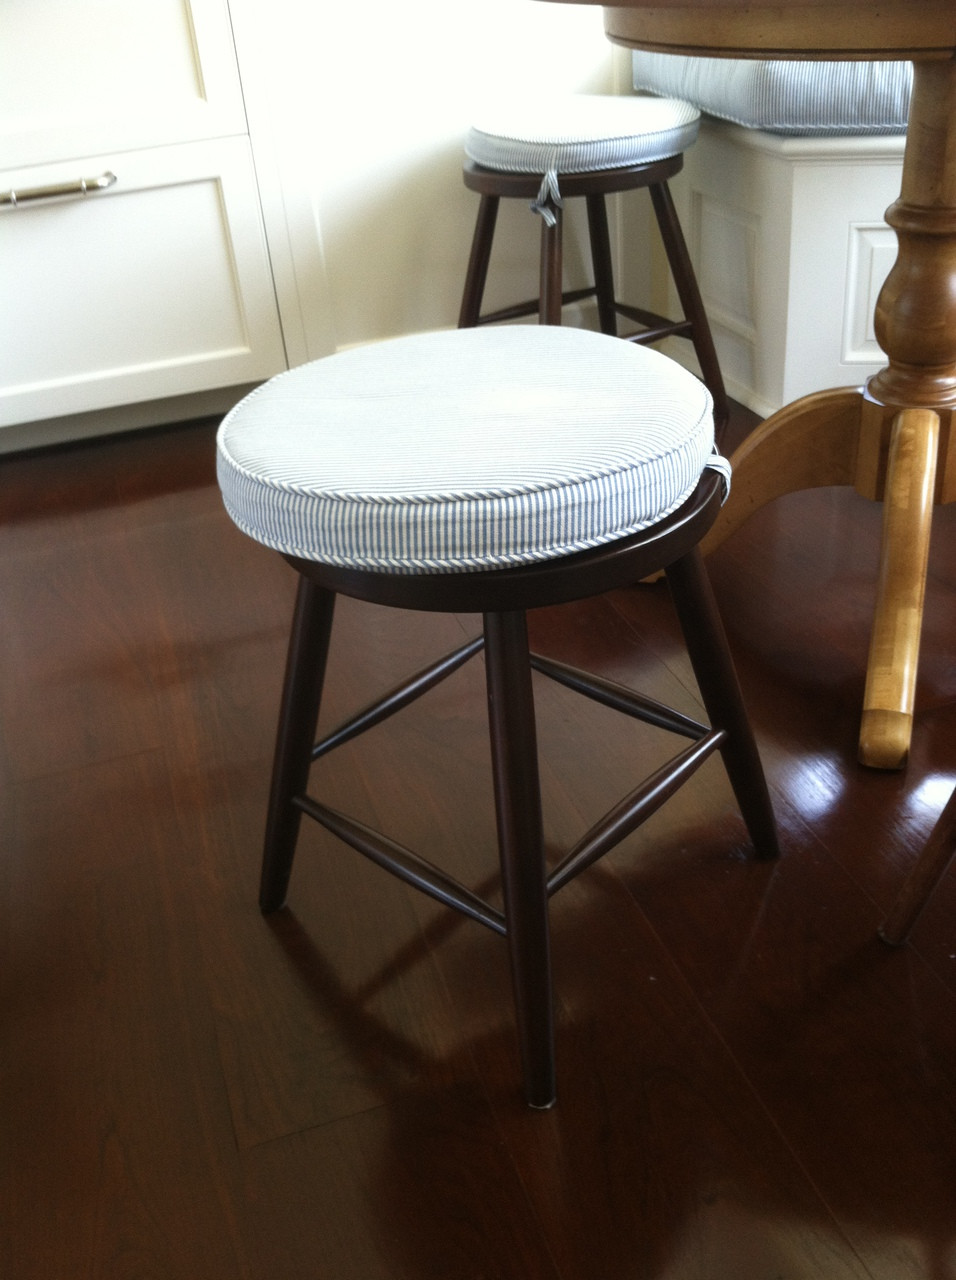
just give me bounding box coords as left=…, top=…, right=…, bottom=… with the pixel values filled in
left=541, top=1, right=956, bottom=768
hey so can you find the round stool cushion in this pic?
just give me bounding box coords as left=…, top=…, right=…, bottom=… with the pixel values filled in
left=465, top=94, right=700, bottom=175
left=217, top=326, right=723, bottom=575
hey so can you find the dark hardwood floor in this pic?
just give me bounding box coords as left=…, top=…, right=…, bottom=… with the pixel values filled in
left=3, top=400, right=956, bottom=1279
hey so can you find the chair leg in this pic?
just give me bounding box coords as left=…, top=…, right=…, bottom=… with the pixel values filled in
left=665, top=548, right=779, bottom=860
left=880, top=783, right=956, bottom=945
left=483, top=609, right=556, bottom=1108
left=649, top=181, right=730, bottom=437
left=459, top=195, right=500, bottom=328
left=539, top=207, right=564, bottom=326
left=585, top=193, right=619, bottom=336
left=260, top=576, right=337, bottom=912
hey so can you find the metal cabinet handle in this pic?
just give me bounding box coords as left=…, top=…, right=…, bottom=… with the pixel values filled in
left=1, top=170, right=117, bottom=208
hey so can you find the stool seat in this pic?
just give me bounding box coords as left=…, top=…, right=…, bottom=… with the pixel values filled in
left=217, top=327, right=725, bottom=575
left=466, top=94, right=700, bottom=184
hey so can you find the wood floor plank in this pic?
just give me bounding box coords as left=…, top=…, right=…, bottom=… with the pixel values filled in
left=0, top=753, right=250, bottom=1280
left=233, top=1097, right=565, bottom=1280
left=604, top=757, right=956, bottom=1262
left=5, top=410, right=956, bottom=1279
left=704, top=487, right=956, bottom=897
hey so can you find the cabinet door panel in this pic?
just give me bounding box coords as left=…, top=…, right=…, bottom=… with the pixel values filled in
left=0, top=0, right=247, bottom=168
left=0, top=138, right=288, bottom=426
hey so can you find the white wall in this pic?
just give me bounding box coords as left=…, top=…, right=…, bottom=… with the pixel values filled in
left=234, top=0, right=623, bottom=358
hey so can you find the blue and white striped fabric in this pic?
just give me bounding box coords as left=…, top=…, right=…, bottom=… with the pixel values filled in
left=632, top=54, right=912, bottom=136
left=217, top=327, right=721, bottom=576
left=466, top=94, right=700, bottom=175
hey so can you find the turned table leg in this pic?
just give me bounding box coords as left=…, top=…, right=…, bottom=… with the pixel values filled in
left=703, top=58, right=956, bottom=768
left=851, top=58, right=956, bottom=767
left=858, top=409, right=939, bottom=769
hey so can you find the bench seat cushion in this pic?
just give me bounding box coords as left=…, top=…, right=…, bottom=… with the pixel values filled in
left=632, top=54, right=912, bottom=135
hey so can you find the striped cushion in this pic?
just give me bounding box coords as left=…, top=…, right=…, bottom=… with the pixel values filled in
left=465, top=94, right=700, bottom=174
left=217, top=327, right=720, bottom=575
left=632, top=54, right=912, bottom=135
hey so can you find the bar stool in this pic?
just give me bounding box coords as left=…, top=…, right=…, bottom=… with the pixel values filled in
left=216, top=325, right=777, bottom=1108
left=458, top=93, right=729, bottom=432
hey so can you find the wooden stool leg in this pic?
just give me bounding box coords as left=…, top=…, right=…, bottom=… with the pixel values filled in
left=539, top=207, right=564, bottom=327
left=585, top=193, right=619, bottom=335
left=665, top=548, right=779, bottom=860
left=458, top=194, right=500, bottom=329
left=260, top=577, right=336, bottom=912
left=880, top=783, right=956, bottom=945
left=483, top=609, right=556, bottom=1108
left=649, top=181, right=729, bottom=435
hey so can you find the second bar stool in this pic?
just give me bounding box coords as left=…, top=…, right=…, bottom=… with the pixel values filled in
left=458, top=93, right=729, bottom=432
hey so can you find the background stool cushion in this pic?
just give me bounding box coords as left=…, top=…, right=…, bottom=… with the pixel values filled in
left=217, top=327, right=717, bottom=575
left=465, top=94, right=700, bottom=175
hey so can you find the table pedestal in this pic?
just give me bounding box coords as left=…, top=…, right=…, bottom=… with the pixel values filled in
left=696, top=58, right=956, bottom=768
left=536, top=1, right=956, bottom=766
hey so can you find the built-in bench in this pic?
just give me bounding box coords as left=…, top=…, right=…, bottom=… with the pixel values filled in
left=630, top=54, right=912, bottom=415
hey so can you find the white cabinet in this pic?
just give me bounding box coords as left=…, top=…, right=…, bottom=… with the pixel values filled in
left=659, top=120, right=904, bottom=418
left=1, top=0, right=249, bottom=164
left=0, top=0, right=307, bottom=440
left=1, top=139, right=288, bottom=426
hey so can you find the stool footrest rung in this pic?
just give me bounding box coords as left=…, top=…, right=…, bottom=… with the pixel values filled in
left=530, top=652, right=708, bottom=739
left=547, top=728, right=727, bottom=896
left=312, top=635, right=485, bottom=760
left=613, top=301, right=691, bottom=334
left=612, top=302, right=694, bottom=347
left=475, top=286, right=597, bottom=327
left=624, top=323, right=694, bottom=346
left=293, top=793, right=507, bottom=935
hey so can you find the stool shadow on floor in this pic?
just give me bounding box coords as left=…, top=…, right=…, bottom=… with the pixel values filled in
left=259, top=859, right=956, bottom=1279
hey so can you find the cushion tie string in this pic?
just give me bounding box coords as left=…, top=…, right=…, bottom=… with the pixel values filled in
left=705, top=449, right=732, bottom=501
left=531, top=167, right=562, bottom=227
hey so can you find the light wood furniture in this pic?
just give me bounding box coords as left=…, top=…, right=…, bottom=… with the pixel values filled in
left=541, top=0, right=956, bottom=768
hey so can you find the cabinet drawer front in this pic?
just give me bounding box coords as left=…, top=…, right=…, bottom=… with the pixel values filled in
left=0, top=0, right=247, bottom=168
left=0, top=138, right=288, bottom=427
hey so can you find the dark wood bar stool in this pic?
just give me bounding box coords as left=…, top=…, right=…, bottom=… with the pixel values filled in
left=216, top=325, right=777, bottom=1108
left=459, top=94, right=729, bottom=433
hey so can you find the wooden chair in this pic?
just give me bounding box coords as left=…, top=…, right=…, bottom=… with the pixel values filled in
left=216, top=325, right=777, bottom=1108
left=458, top=94, right=729, bottom=434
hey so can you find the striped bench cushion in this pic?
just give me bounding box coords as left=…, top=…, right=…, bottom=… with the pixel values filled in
left=217, top=327, right=721, bottom=575
left=632, top=54, right=912, bottom=135
left=465, top=94, right=700, bottom=175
